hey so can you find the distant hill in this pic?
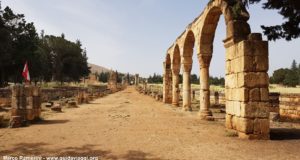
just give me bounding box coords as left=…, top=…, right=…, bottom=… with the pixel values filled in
left=88, top=63, right=110, bottom=74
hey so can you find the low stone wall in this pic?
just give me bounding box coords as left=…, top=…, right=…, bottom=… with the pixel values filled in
left=279, top=94, right=300, bottom=121
left=0, top=85, right=110, bottom=107
left=269, top=93, right=280, bottom=112
left=0, top=88, right=11, bottom=107
left=41, top=87, right=88, bottom=102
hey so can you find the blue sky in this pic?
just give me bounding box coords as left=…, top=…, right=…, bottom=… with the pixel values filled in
left=2, top=0, right=299, bottom=77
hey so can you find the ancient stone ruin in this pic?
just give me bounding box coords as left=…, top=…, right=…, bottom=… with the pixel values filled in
left=135, top=74, right=140, bottom=86
left=10, top=85, right=42, bottom=128
left=108, top=71, right=118, bottom=92
left=163, top=0, right=269, bottom=139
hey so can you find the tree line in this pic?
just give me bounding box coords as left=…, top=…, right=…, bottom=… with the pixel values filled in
left=0, top=3, right=90, bottom=87
left=270, top=60, right=300, bottom=87
left=147, top=73, right=225, bottom=86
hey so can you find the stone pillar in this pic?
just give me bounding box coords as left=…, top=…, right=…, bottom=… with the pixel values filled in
left=172, top=69, right=180, bottom=106
left=198, top=54, right=213, bottom=119
left=135, top=74, right=139, bottom=86
left=10, top=85, right=26, bottom=127
left=214, top=91, right=219, bottom=105
left=163, top=62, right=172, bottom=103
left=32, top=86, right=41, bottom=120
left=182, top=64, right=192, bottom=111
left=25, top=85, right=34, bottom=121
left=224, top=33, right=270, bottom=140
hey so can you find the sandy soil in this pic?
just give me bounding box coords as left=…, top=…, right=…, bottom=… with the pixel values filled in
left=0, top=87, right=300, bottom=160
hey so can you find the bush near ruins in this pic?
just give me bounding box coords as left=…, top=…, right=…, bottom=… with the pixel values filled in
left=0, top=4, right=90, bottom=87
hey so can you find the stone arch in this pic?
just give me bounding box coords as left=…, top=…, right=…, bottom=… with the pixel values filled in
left=164, top=0, right=270, bottom=139
left=182, top=31, right=196, bottom=63
left=180, top=30, right=196, bottom=111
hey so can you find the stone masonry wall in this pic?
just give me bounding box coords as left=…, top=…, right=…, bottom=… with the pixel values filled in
left=0, top=88, right=11, bottom=107
left=279, top=94, right=300, bottom=121
left=225, top=34, right=270, bottom=140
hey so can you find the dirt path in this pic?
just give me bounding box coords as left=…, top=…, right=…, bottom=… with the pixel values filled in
left=0, top=87, right=300, bottom=160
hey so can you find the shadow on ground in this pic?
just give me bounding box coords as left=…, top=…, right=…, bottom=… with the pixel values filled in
left=270, top=128, right=300, bottom=140
left=35, top=119, right=69, bottom=125
left=0, top=143, right=166, bottom=160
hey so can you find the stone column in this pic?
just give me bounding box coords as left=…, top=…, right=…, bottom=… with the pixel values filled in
left=163, top=62, right=172, bottom=103
left=224, top=33, right=270, bottom=140
left=10, top=85, right=26, bottom=128
left=32, top=86, right=41, bottom=120
left=214, top=91, right=219, bottom=105
left=135, top=74, right=139, bottom=86
left=182, top=64, right=192, bottom=111
left=198, top=54, right=213, bottom=120
left=172, top=68, right=180, bottom=106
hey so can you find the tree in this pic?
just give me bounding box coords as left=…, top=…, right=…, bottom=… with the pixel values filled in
left=283, top=69, right=298, bottom=87
left=190, top=74, right=199, bottom=84
left=0, top=3, right=13, bottom=87
left=235, top=0, right=300, bottom=41
left=291, top=59, right=298, bottom=71
left=271, top=68, right=290, bottom=84
left=1, top=6, right=39, bottom=83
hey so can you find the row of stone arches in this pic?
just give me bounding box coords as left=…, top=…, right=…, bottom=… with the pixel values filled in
left=163, top=0, right=270, bottom=139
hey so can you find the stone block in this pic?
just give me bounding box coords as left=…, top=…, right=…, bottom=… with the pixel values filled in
left=9, top=116, right=22, bottom=128
left=235, top=56, right=254, bottom=73
left=226, top=101, right=234, bottom=115
left=248, top=33, right=262, bottom=41
left=32, top=87, right=40, bottom=96
left=232, top=116, right=238, bottom=129
left=237, top=72, right=269, bottom=88
left=24, top=86, right=33, bottom=97
left=237, top=117, right=254, bottom=134
left=225, top=74, right=237, bottom=88
left=260, top=88, right=269, bottom=102
left=253, top=118, right=270, bottom=135
left=254, top=55, right=268, bottom=72
left=33, top=96, right=41, bottom=109
left=26, top=97, right=33, bottom=109
left=226, top=116, right=233, bottom=130
left=233, top=101, right=241, bottom=117
left=11, top=97, right=18, bottom=109
left=225, top=60, right=231, bottom=75
left=230, top=88, right=249, bottom=102
left=249, top=88, right=260, bottom=101
left=226, top=20, right=250, bottom=41
left=11, top=85, right=23, bottom=97
left=67, top=101, right=78, bottom=108
left=26, top=109, right=35, bottom=121
left=241, top=40, right=268, bottom=57
left=225, top=45, right=237, bottom=61
left=241, top=102, right=270, bottom=118
left=238, top=132, right=269, bottom=140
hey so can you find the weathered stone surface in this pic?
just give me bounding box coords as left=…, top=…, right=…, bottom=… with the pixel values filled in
left=260, top=88, right=269, bottom=102
left=51, top=103, right=62, bottom=112
left=237, top=72, right=269, bottom=88
left=67, top=101, right=77, bottom=108
left=249, top=88, right=260, bottom=101
left=240, top=102, right=269, bottom=118
left=253, top=118, right=270, bottom=135
left=236, top=117, right=253, bottom=134
left=225, top=114, right=233, bottom=129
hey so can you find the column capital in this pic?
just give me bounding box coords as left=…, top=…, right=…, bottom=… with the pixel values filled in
left=182, top=63, right=192, bottom=72
left=198, top=54, right=212, bottom=68
left=171, top=63, right=181, bottom=75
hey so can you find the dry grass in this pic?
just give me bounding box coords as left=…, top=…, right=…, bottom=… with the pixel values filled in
left=269, top=84, right=300, bottom=94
